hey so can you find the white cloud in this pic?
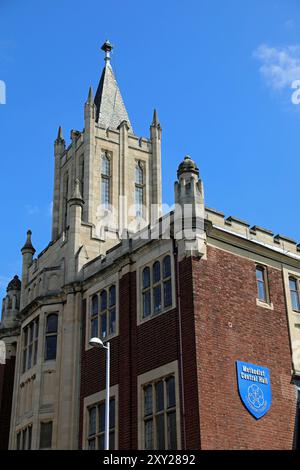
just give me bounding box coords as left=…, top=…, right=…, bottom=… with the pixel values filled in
left=254, top=44, right=300, bottom=90
left=25, top=204, right=40, bottom=215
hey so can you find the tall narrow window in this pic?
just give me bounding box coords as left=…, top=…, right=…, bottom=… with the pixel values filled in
left=289, top=278, right=300, bottom=312
left=135, top=161, right=144, bottom=218
left=153, top=261, right=162, bottom=314
left=142, top=267, right=151, bottom=318
left=22, top=317, right=39, bottom=373
left=39, top=422, right=53, bottom=449
left=45, top=314, right=58, bottom=361
left=141, top=255, right=173, bottom=320
left=87, top=399, right=116, bottom=450
left=142, top=375, right=177, bottom=450
left=79, top=155, right=85, bottom=197
left=91, top=295, right=99, bottom=338
left=256, top=266, right=268, bottom=302
left=90, top=285, right=117, bottom=340
left=101, top=151, right=111, bottom=208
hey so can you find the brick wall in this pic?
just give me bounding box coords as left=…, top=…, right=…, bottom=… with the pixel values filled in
left=0, top=356, right=15, bottom=449
left=192, top=245, right=297, bottom=449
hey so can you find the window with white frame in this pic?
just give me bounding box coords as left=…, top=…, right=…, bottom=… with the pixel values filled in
left=142, top=375, right=177, bottom=450
left=87, top=398, right=116, bottom=450
left=135, top=161, right=145, bottom=218
left=101, top=151, right=111, bottom=208
left=90, top=285, right=116, bottom=340
left=142, top=255, right=172, bottom=320
left=289, top=277, right=300, bottom=312
left=22, top=317, right=39, bottom=373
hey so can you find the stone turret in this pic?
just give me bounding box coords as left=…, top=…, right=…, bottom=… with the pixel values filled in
left=150, top=109, right=162, bottom=222
left=20, top=230, right=35, bottom=309
left=0, top=275, right=21, bottom=329
left=174, top=155, right=206, bottom=258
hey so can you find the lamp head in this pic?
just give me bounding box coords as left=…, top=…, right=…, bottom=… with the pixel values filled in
left=89, top=337, right=104, bottom=349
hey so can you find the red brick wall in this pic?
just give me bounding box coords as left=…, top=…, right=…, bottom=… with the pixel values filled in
left=0, top=356, right=15, bottom=449
left=79, top=269, right=190, bottom=449
left=192, top=245, right=297, bottom=449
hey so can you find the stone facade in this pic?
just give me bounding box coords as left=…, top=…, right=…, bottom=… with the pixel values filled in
left=0, top=41, right=300, bottom=450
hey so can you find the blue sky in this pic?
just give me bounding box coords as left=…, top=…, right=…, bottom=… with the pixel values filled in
left=1, top=0, right=300, bottom=301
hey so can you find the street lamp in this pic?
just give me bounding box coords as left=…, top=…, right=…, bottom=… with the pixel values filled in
left=89, top=337, right=110, bottom=450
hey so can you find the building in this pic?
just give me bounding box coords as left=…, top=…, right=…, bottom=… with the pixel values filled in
left=0, top=41, right=300, bottom=450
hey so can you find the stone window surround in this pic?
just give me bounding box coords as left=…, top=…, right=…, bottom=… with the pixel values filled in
left=82, top=384, right=119, bottom=450
left=136, top=240, right=176, bottom=326
left=283, top=267, right=300, bottom=318
left=137, top=360, right=181, bottom=450
left=255, top=263, right=274, bottom=310
left=84, top=271, right=119, bottom=351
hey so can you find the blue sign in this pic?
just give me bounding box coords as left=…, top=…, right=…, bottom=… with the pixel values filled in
left=236, top=361, right=272, bottom=419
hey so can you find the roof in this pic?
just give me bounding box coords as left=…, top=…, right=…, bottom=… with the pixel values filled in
left=94, top=62, right=133, bottom=132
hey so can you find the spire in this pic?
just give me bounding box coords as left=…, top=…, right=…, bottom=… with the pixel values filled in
left=87, top=86, right=94, bottom=105
left=21, top=230, right=36, bottom=254
left=151, top=109, right=160, bottom=127
left=56, top=126, right=64, bottom=142
left=94, top=40, right=133, bottom=132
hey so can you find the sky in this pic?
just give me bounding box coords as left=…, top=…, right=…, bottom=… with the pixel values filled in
left=0, top=0, right=300, bottom=302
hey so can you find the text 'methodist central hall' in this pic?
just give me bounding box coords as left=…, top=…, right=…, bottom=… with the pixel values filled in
left=0, top=41, right=300, bottom=450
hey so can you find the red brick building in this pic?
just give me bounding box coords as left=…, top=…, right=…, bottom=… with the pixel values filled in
left=1, top=41, right=300, bottom=450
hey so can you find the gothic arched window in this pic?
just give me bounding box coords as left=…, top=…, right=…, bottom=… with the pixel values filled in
left=101, top=151, right=111, bottom=208
left=135, top=161, right=144, bottom=218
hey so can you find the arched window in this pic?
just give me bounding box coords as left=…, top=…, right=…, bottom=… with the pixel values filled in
left=135, top=161, right=144, bottom=218
left=289, top=277, right=300, bottom=312
left=101, top=151, right=111, bottom=208
left=45, top=314, right=58, bottom=361
left=142, top=256, right=173, bottom=320
left=91, top=295, right=99, bottom=338
left=142, top=267, right=151, bottom=318
left=163, top=256, right=172, bottom=308
left=90, top=285, right=117, bottom=341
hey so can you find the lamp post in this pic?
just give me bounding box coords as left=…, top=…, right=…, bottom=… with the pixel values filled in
left=89, top=337, right=110, bottom=450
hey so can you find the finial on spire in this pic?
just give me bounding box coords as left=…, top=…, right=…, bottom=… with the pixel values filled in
left=101, top=40, right=113, bottom=64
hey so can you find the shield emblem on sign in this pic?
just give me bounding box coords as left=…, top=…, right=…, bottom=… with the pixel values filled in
left=236, top=361, right=272, bottom=419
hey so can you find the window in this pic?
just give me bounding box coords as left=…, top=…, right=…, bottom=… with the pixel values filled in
left=142, top=255, right=173, bottom=319
left=22, top=318, right=39, bottom=373
left=135, top=161, right=144, bottom=218
left=45, top=314, right=58, bottom=361
left=90, top=285, right=116, bottom=340
left=87, top=398, right=116, bottom=450
left=256, top=266, right=268, bottom=303
left=101, top=151, right=111, bottom=208
left=79, top=155, right=84, bottom=196
left=17, top=424, right=32, bottom=450
left=289, top=278, right=300, bottom=312
left=39, top=422, right=52, bottom=449
left=142, top=375, right=177, bottom=450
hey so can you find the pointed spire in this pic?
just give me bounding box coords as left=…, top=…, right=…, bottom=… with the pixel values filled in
left=56, top=126, right=64, bottom=142
left=87, top=86, right=94, bottom=105
left=151, top=109, right=160, bottom=127
left=21, top=230, right=36, bottom=254
left=94, top=40, right=133, bottom=132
